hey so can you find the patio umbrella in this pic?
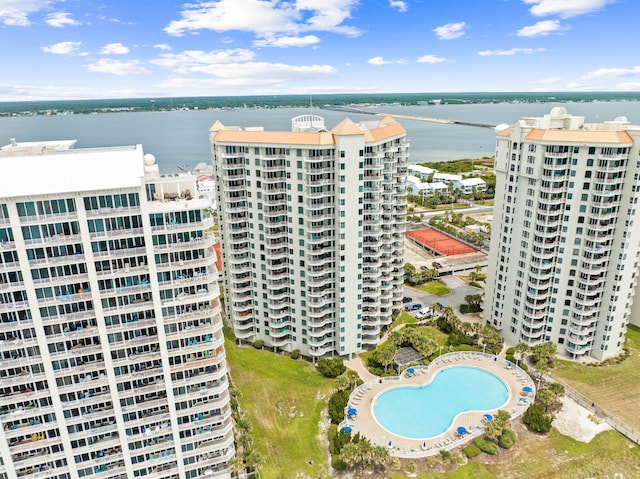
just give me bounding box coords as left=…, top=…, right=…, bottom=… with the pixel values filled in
left=523, top=386, right=533, bottom=393
left=407, top=367, right=415, bottom=375
left=388, top=441, right=393, bottom=448
left=456, top=426, right=468, bottom=435
left=342, top=426, right=352, bottom=433
left=422, top=442, right=428, bottom=450
left=347, top=407, right=357, bottom=416
left=483, top=413, right=493, bottom=421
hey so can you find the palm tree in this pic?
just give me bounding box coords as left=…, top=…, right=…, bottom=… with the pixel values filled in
left=335, top=373, right=351, bottom=392
left=377, top=343, right=397, bottom=373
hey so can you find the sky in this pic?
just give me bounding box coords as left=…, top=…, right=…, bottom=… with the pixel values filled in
left=0, top=0, right=638, bottom=101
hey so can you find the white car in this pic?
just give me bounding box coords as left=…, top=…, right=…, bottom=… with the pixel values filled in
left=415, top=308, right=432, bottom=319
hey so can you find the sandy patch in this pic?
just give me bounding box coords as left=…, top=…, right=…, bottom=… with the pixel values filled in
left=553, top=396, right=611, bottom=442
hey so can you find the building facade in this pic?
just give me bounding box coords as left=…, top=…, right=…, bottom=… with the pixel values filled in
left=485, top=108, right=640, bottom=361
left=211, top=115, right=408, bottom=358
left=0, top=140, right=233, bottom=479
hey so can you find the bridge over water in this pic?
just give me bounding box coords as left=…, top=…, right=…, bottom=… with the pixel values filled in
left=319, top=105, right=497, bottom=129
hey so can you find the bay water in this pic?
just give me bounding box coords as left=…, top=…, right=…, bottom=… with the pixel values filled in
left=1, top=101, right=639, bottom=173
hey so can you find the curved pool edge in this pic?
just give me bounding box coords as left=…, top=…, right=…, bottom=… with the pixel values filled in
left=341, top=351, right=536, bottom=458
left=370, top=365, right=511, bottom=440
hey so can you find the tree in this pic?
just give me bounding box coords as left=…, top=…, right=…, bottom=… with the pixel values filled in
left=334, top=374, right=351, bottom=392
left=483, top=419, right=502, bottom=442
left=316, top=357, right=346, bottom=378
left=522, top=404, right=553, bottom=433
left=531, top=341, right=558, bottom=375
left=388, top=330, right=405, bottom=347
left=464, top=294, right=483, bottom=306
left=494, top=410, right=511, bottom=431
left=377, top=343, right=397, bottom=373
left=537, top=387, right=556, bottom=410
left=403, top=263, right=416, bottom=275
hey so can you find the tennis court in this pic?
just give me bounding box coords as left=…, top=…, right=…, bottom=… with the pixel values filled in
left=405, top=228, right=476, bottom=256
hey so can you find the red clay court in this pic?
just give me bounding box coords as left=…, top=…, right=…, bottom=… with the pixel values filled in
left=405, top=228, right=476, bottom=256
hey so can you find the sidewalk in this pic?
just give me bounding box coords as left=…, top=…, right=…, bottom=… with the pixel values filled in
left=344, top=356, right=378, bottom=382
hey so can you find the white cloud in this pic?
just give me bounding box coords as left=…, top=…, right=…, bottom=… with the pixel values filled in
left=45, top=11, right=80, bottom=28
left=617, top=82, right=640, bottom=91
left=538, top=76, right=563, bottom=84
left=154, top=43, right=172, bottom=51
left=254, top=35, right=320, bottom=48
left=41, top=41, right=83, bottom=55
left=157, top=62, right=336, bottom=89
left=582, top=66, right=640, bottom=80
left=523, top=0, right=615, bottom=18
left=367, top=56, right=406, bottom=65
left=164, top=0, right=360, bottom=39
left=0, top=0, right=48, bottom=26
left=517, top=20, right=567, bottom=37
left=99, top=43, right=130, bottom=55
left=433, top=22, right=466, bottom=40
left=150, top=49, right=256, bottom=71
left=565, top=81, right=592, bottom=90
left=86, top=59, right=151, bottom=76
left=478, top=47, right=546, bottom=56
left=389, top=0, right=408, bottom=13
left=416, top=54, right=447, bottom=64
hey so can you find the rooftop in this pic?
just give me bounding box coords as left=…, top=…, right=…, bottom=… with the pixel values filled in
left=0, top=139, right=145, bottom=198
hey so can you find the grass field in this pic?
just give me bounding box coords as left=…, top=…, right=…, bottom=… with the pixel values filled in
left=387, top=429, right=640, bottom=479
left=224, top=338, right=335, bottom=479
left=413, top=281, right=452, bottom=296
left=552, top=324, right=640, bottom=431
left=224, top=325, right=640, bottom=478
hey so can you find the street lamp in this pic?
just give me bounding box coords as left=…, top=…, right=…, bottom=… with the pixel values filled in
left=439, top=346, right=443, bottom=357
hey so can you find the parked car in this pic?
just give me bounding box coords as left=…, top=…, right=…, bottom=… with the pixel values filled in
left=420, top=265, right=428, bottom=270
left=405, top=303, right=422, bottom=311
left=432, top=261, right=443, bottom=269
left=416, top=308, right=432, bottom=319
left=402, top=296, right=413, bottom=303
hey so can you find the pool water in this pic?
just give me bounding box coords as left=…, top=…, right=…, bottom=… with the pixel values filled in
left=373, top=366, right=509, bottom=439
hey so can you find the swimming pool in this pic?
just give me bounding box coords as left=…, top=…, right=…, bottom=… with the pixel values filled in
left=373, top=366, right=509, bottom=439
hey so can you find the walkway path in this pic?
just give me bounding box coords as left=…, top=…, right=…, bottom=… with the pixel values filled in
left=344, top=356, right=377, bottom=382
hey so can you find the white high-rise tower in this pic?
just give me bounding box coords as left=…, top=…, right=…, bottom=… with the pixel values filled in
left=0, top=140, right=234, bottom=479
left=485, top=108, right=640, bottom=361
left=210, top=115, right=408, bottom=358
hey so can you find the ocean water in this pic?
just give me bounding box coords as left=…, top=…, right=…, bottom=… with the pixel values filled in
left=1, top=101, right=639, bottom=173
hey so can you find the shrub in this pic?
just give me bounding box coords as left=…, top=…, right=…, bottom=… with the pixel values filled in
left=328, top=390, right=350, bottom=424
left=404, top=461, right=417, bottom=474
left=331, top=455, right=347, bottom=471
left=520, top=362, right=528, bottom=371
left=505, top=347, right=516, bottom=356
left=522, top=404, right=552, bottom=433
left=328, top=424, right=352, bottom=454
left=316, top=358, right=346, bottom=378
left=463, top=444, right=481, bottom=459
left=290, top=349, right=300, bottom=360
left=474, top=437, right=498, bottom=455
left=505, top=354, right=516, bottom=364
left=498, top=429, right=517, bottom=449
left=252, top=340, right=264, bottom=349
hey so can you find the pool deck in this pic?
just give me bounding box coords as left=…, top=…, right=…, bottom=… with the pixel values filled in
left=340, top=352, right=535, bottom=458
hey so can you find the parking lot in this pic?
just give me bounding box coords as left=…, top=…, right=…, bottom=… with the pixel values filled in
left=402, top=275, right=484, bottom=324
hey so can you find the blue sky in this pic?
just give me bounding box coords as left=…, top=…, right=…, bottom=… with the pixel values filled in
left=0, top=0, right=637, bottom=101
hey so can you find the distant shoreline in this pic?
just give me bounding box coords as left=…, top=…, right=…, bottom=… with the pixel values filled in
left=1, top=92, right=639, bottom=117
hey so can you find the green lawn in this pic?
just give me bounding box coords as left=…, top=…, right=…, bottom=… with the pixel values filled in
left=552, top=324, right=640, bottom=431
left=390, top=311, right=417, bottom=329
left=224, top=338, right=335, bottom=478
left=412, top=281, right=452, bottom=296
left=388, top=429, right=640, bottom=479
